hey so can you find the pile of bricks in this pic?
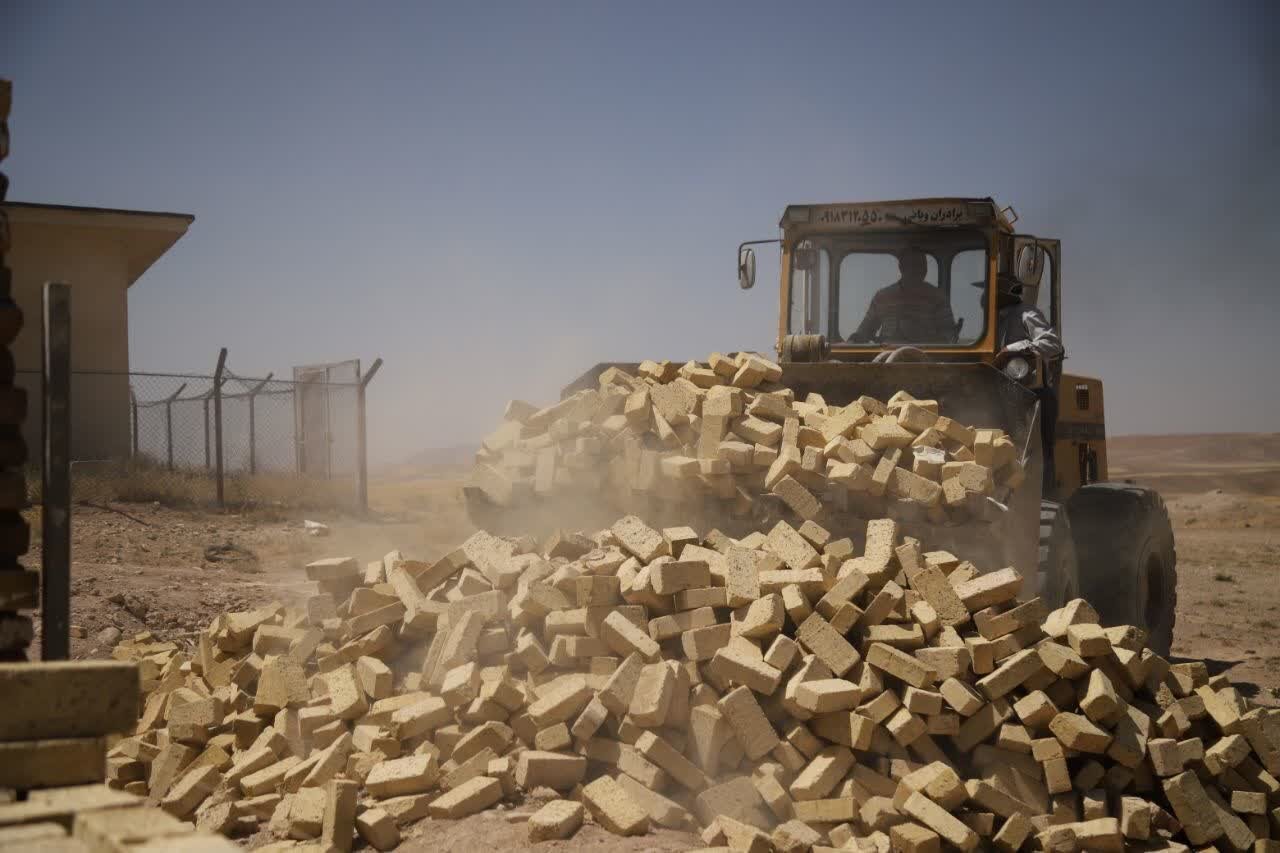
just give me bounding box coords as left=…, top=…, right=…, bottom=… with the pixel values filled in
left=0, top=660, right=239, bottom=850
left=107, top=514, right=1278, bottom=851
left=471, top=353, right=1025, bottom=528
left=0, top=78, right=36, bottom=663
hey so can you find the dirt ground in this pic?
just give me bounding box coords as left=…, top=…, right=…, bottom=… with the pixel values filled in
left=15, top=433, right=1279, bottom=847
left=1108, top=433, right=1280, bottom=706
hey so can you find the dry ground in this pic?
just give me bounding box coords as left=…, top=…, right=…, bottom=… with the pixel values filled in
left=1109, top=433, right=1280, bottom=706
left=15, top=433, right=1279, bottom=847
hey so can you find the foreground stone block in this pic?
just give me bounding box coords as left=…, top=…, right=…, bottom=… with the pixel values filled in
left=0, top=738, right=107, bottom=790
left=0, top=662, right=139, bottom=741
left=73, top=805, right=193, bottom=850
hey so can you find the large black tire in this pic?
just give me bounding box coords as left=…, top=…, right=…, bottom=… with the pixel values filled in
left=1067, top=484, right=1178, bottom=656
left=1038, top=501, right=1081, bottom=609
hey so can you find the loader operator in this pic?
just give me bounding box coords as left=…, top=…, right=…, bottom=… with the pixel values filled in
left=849, top=247, right=958, bottom=344
left=992, top=273, right=1065, bottom=492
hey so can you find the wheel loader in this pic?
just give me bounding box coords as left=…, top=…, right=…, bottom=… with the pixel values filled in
left=468, top=198, right=1179, bottom=654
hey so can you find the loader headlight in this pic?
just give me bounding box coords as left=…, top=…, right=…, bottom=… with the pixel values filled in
left=1003, top=356, right=1031, bottom=381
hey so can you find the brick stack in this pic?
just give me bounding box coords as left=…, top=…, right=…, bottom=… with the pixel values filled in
left=470, top=353, right=1025, bottom=530
left=105, top=515, right=1279, bottom=851
left=0, top=660, right=239, bottom=850
left=0, top=79, right=35, bottom=663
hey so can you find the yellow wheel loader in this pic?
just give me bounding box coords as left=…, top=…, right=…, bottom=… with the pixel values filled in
left=469, top=198, right=1178, bottom=654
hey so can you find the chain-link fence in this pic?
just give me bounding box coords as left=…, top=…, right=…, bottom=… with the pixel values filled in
left=19, top=358, right=377, bottom=510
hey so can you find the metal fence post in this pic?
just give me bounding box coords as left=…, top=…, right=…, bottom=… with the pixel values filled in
left=355, top=358, right=383, bottom=513
left=41, top=282, right=71, bottom=661
left=164, top=382, right=186, bottom=471
left=212, top=348, right=227, bottom=508
left=247, top=373, right=272, bottom=476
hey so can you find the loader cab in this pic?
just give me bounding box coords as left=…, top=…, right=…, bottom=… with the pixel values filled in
left=736, top=197, right=1106, bottom=497
left=759, top=198, right=1062, bottom=366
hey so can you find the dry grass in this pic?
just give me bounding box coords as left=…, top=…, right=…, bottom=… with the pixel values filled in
left=26, top=460, right=358, bottom=513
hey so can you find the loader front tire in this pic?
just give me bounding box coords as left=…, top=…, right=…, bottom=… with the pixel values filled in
left=1039, top=501, right=1081, bottom=610
left=1068, top=484, right=1178, bottom=657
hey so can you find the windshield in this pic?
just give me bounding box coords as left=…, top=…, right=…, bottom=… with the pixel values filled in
left=788, top=230, right=989, bottom=346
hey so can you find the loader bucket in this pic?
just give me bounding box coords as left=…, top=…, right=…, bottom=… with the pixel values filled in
left=470, top=360, right=1047, bottom=583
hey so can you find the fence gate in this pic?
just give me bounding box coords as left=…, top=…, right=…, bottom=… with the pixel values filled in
left=293, top=360, right=360, bottom=479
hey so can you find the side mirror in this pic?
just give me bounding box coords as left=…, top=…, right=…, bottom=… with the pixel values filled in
left=1013, top=240, right=1045, bottom=288
left=738, top=246, right=756, bottom=290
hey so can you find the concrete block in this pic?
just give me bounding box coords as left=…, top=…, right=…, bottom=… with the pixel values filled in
left=891, top=821, right=941, bottom=853
left=317, top=779, right=358, bottom=853
left=954, top=568, right=1021, bottom=612
left=683, top=623, right=733, bottom=662
left=325, top=664, right=368, bottom=720
left=528, top=676, right=592, bottom=727
left=901, top=791, right=978, bottom=851
left=0, top=662, right=139, bottom=741
left=582, top=775, right=650, bottom=836
left=796, top=614, right=860, bottom=677
left=763, top=522, right=820, bottom=571
left=365, top=754, right=439, bottom=798
left=160, top=764, right=221, bottom=820
left=254, top=656, right=308, bottom=716
left=635, top=730, right=707, bottom=791
left=794, top=679, right=861, bottom=714
left=600, top=653, right=645, bottom=717
left=355, top=807, right=400, bottom=851
left=734, top=594, right=785, bottom=640
left=866, top=643, right=934, bottom=688
left=789, top=745, right=853, bottom=801
left=630, top=664, right=675, bottom=727
left=719, top=686, right=779, bottom=760
left=529, top=799, right=585, bottom=841
left=1048, top=712, right=1112, bottom=754
left=515, top=750, right=587, bottom=791
left=428, top=775, right=503, bottom=818
left=612, top=516, right=668, bottom=562
left=651, top=559, right=711, bottom=595
left=0, top=738, right=107, bottom=790
left=602, top=611, right=660, bottom=661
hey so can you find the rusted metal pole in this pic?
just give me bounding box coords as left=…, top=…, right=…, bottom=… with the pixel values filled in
left=212, top=348, right=227, bottom=508
left=355, top=358, right=382, bottom=514
left=41, top=282, right=71, bottom=661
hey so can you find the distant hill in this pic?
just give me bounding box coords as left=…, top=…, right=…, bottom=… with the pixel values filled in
left=1109, top=433, right=1280, bottom=495
left=380, top=444, right=476, bottom=479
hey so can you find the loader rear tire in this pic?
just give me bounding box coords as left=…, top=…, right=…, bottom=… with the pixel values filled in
left=1067, top=484, right=1178, bottom=657
left=1039, top=501, right=1080, bottom=610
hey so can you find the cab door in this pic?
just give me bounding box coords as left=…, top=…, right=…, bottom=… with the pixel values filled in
left=1011, top=235, right=1061, bottom=335
left=1039, top=238, right=1062, bottom=335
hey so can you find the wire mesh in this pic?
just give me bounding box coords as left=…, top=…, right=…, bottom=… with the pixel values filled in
left=19, top=366, right=365, bottom=509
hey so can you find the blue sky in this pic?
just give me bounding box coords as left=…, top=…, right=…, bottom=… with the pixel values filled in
left=4, top=2, right=1277, bottom=462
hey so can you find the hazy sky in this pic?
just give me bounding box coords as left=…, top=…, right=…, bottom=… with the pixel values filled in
left=4, top=2, right=1277, bottom=463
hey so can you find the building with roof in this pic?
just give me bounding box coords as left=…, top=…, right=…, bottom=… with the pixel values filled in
left=2, top=202, right=193, bottom=460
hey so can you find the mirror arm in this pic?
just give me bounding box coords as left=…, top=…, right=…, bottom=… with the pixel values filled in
left=738, top=238, right=781, bottom=257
